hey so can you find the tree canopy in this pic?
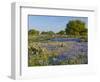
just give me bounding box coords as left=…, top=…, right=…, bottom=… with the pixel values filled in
left=65, top=20, right=87, bottom=36
left=57, top=30, right=65, bottom=35
left=41, top=31, right=55, bottom=35
left=28, top=29, right=39, bottom=35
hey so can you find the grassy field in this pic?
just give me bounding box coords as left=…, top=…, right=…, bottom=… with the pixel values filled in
left=28, top=34, right=88, bottom=66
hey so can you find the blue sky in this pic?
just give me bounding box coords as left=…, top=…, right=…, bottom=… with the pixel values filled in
left=28, top=15, right=88, bottom=33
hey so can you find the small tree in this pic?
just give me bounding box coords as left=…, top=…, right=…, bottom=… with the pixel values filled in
left=41, top=31, right=55, bottom=35
left=28, top=29, right=39, bottom=35
left=57, top=30, right=65, bottom=35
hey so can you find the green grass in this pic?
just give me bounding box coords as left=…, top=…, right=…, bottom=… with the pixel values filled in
left=28, top=34, right=88, bottom=66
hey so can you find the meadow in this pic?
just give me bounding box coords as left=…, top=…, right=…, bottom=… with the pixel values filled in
left=28, top=34, right=88, bottom=66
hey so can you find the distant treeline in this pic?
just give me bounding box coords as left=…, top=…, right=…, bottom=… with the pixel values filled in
left=28, top=20, right=88, bottom=36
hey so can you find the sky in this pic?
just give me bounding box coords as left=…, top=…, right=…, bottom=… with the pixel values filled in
left=28, top=15, right=88, bottom=33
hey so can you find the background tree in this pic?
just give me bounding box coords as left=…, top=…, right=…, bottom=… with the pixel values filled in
left=28, top=29, right=39, bottom=35
left=65, top=20, right=87, bottom=36
left=41, top=31, right=55, bottom=35
left=57, top=30, right=65, bottom=35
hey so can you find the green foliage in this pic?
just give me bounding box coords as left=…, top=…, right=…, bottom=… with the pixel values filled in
left=41, top=31, right=55, bottom=35
left=28, top=29, right=39, bottom=35
left=28, top=34, right=53, bottom=43
left=65, top=20, right=87, bottom=36
left=28, top=44, right=49, bottom=66
left=57, top=30, right=65, bottom=35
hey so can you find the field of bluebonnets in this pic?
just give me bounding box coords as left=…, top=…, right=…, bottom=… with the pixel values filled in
left=28, top=20, right=88, bottom=66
